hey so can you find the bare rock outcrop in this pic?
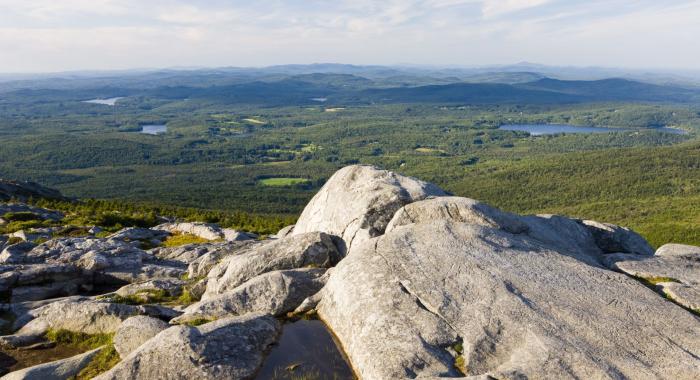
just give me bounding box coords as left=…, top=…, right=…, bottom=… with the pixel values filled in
left=291, top=165, right=447, bottom=253
left=317, top=211, right=700, bottom=379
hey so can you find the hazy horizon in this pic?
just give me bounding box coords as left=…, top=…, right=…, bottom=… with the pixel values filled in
left=1, top=0, right=699, bottom=73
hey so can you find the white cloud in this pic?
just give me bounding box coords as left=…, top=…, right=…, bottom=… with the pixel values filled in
left=0, top=0, right=698, bottom=72
left=481, top=0, right=551, bottom=18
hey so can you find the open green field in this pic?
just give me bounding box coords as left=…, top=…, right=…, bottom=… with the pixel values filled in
left=258, top=177, right=311, bottom=187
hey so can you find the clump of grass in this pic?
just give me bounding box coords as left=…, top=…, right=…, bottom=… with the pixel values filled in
left=182, top=317, right=214, bottom=327
left=176, top=288, right=198, bottom=305
left=451, top=340, right=466, bottom=375
left=45, top=329, right=113, bottom=350
left=162, top=233, right=212, bottom=247
left=72, top=345, right=120, bottom=380
left=643, top=276, right=681, bottom=285
left=106, top=289, right=170, bottom=305
left=94, top=231, right=112, bottom=238
left=7, top=236, right=24, bottom=245
left=2, top=211, right=41, bottom=222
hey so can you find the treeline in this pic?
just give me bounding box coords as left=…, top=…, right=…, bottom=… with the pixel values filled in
left=28, top=198, right=295, bottom=235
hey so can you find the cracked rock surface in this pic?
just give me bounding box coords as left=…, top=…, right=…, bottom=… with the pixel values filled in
left=318, top=216, right=700, bottom=379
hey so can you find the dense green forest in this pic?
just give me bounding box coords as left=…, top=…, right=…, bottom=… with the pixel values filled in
left=1, top=68, right=699, bottom=246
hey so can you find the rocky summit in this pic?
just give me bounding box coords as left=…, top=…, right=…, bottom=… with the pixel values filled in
left=0, top=165, right=699, bottom=379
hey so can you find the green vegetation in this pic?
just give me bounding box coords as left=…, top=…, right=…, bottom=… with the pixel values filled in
left=6, top=236, right=24, bottom=245
left=72, top=345, right=120, bottom=380
left=45, top=329, right=113, bottom=350
left=26, top=198, right=293, bottom=235
left=1, top=211, right=41, bottom=222
left=103, top=289, right=171, bottom=305
left=1, top=72, right=699, bottom=247
left=162, top=233, right=213, bottom=247
left=259, top=177, right=312, bottom=187
left=182, top=317, right=214, bottom=327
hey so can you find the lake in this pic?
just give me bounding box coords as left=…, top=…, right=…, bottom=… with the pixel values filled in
left=499, top=124, right=687, bottom=135
left=82, top=97, right=124, bottom=106
left=140, top=125, right=167, bottom=135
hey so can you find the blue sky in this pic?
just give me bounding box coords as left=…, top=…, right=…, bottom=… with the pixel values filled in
left=0, top=0, right=698, bottom=73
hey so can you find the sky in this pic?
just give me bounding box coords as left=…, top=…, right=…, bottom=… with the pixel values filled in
left=0, top=0, right=698, bottom=73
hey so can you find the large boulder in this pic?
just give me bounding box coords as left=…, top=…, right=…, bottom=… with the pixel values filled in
left=94, top=314, right=280, bottom=380
left=604, top=244, right=700, bottom=311
left=174, top=268, right=327, bottom=324
left=317, top=214, right=700, bottom=379
left=582, top=220, right=654, bottom=255
left=655, top=243, right=700, bottom=257
left=113, top=316, right=169, bottom=358
left=203, top=232, right=338, bottom=299
left=18, top=298, right=139, bottom=334
left=291, top=165, right=447, bottom=253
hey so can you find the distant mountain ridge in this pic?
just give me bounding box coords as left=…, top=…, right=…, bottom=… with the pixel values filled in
left=2, top=68, right=699, bottom=105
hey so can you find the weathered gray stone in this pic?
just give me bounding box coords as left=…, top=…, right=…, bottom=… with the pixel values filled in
left=94, top=314, right=280, bottom=380
left=0, top=347, right=102, bottom=380
left=203, top=232, right=338, bottom=299
left=175, top=268, right=326, bottom=323
left=222, top=229, right=257, bottom=242
left=107, top=227, right=170, bottom=243
left=0, top=242, right=35, bottom=264
left=655, top=243, right=700, bottom=257
left=115, top=278, right=186, bottom=298
left=113, top=316, right=169, bottom=358
left=386, top=196, right=528, bottom=234
left=291, top=165, right=447, bottom=253
left=153, top=222, right=249, bottom=241
left=605, top=247, right=700, bottom=311
left=274, top=225, right=295, bottom=238
left=16, top=298, right=141, bottom=336
left=318, top=219, right=700, bottom=379
left=520, top=214, right=603, bottom=265
left=582, top=220, right=654, bottom=255
left=97, top=264, right=185, bottom=285
left=21, top=237, right=149, bottom=270
left=10, top=280, right=82, bottom=303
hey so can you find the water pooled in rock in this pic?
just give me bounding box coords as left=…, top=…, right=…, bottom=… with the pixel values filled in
left=255, top=318, right=355, bottom=380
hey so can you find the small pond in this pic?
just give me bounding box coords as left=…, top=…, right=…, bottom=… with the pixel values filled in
left=255, top=318, right=355, bottom=380
left=498, top=124, right=687, bottom=135
left=82, top=97, right=124, bottom=106
left=140, top=125, right=167, bottom=135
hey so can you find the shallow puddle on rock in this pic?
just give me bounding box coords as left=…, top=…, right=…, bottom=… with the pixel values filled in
left=256, top=318, right=355, bottom=380
left=0, top=344, right=85, bottom=375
